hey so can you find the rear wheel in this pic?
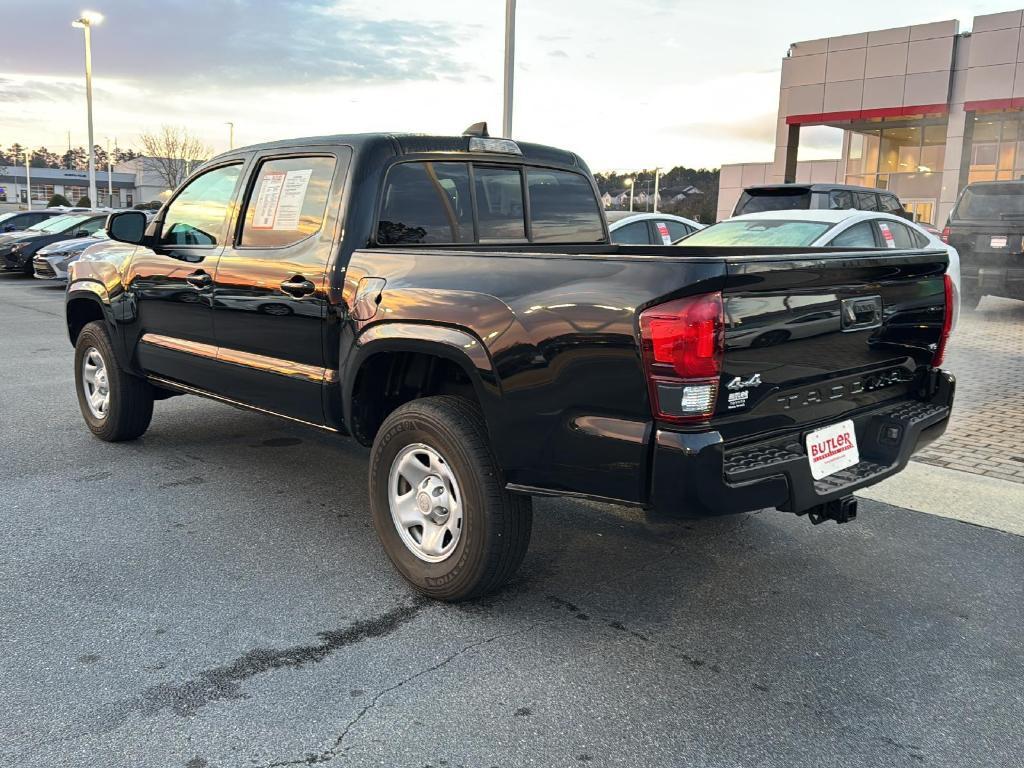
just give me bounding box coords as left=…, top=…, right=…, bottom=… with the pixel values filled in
left=74, top=321, right=154, bottom=441
left=368, top=396, right=532, bottom=601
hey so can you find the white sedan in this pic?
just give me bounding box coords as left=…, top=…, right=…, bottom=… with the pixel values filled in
left=607, top=212, right=704, bottom=245
left=679, top=209, right=961, bottom=328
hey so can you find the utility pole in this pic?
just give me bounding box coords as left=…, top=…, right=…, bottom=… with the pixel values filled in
left=106, top=137, right=113, bottom=207
left=24, top=148, right=32, bottom=210
left=502, top=0, right=516, bottom=137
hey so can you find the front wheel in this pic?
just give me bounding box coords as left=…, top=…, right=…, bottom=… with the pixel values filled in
left=74, top=321, right=154, bottom=441
left=369, top=396, right=532, bottom=601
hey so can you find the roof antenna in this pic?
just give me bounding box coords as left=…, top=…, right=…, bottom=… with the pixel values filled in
left=462, top=122, right=489, bottom=137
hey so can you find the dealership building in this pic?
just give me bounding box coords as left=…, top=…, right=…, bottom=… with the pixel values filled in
left=717, top=8, right=1024, bottom=225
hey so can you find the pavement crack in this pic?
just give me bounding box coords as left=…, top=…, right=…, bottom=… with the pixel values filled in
left=259, top=623, right=542, bottom=766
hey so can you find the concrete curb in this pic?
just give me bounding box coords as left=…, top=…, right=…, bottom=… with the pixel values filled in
left=857, top=460, right=1024, bottom=537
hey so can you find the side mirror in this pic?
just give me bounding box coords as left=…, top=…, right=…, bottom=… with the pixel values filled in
left=106, top=210, right=148, bottom=245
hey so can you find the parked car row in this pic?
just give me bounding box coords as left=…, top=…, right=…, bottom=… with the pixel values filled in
left=0, top=207, right=156, bottom=279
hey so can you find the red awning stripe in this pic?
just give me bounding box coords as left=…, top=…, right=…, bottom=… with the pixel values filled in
left=786, top=104, right=949, bottom=125
left=963, top=98, right=1024, bottom=112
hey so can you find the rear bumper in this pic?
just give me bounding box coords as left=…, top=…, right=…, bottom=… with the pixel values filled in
left=649, top=369, right=955, bottom=518
left=962, top=265, right=1024, bottom=298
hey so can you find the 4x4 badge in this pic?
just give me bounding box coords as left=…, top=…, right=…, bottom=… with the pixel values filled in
left=727, top=373, right=762, bottom=391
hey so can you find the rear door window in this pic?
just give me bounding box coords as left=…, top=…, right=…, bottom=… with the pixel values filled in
left=663, top=220, right=691, bottom=242
left=474, top=166, right=526, bottom=242
left=876, top=220, right=916, bottom=248
left=879, top=194, right=904, bottom=213
left=240, top=155, right=338, bottom=248
left=855, top=192, right=880, bottom=211
left=526, top=168, right=603, bottom=242
left=828, top=221, right=877, bottom=247
left=610, top=220, right=652, bottom=244
left=829, top=190, right=854, bottom=209
left=377, top=162, right=473, bottom=244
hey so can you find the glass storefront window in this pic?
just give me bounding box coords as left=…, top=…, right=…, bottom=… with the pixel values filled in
left=969, top=113, right=1024, bottom=182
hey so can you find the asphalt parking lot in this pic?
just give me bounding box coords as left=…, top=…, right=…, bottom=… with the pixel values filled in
left=2, top=275, right=1023, bottom=768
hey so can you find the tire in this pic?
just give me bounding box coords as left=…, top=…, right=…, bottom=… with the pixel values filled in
left=74, top=321, right=154, bottom=442
left=369, top=395, right=532, bottom=601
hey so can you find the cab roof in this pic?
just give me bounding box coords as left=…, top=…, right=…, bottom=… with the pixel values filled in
left=209, top=132, right=584, bottom=170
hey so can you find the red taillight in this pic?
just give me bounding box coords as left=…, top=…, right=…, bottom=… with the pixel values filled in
left=932, top=274, right=954, bottom=366
left=639, top=292, right=724, bottom=422
left=940, top=225, right=951, bottom=243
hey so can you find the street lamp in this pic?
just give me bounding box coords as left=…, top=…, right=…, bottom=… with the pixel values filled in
left=225, top=121, right=235, bottom=150
left=72, top=10, right=103, bottom=208
left=502, top=0, right=516, bottom=137
left=624, top=178, right=635, bottom=212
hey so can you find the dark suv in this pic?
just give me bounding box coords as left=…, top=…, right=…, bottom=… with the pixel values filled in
left=943, top=180, right=1024, bottom=308
left=734, top=183, right=908, bottom=219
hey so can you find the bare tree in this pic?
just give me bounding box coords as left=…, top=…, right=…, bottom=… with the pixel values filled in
left=138, top=125, right=212, bottom=191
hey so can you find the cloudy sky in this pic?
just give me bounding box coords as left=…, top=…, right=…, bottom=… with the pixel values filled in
left=0, top=0, right=1013, bottom=171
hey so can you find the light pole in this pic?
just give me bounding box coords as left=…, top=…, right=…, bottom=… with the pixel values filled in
left=502, top=0, right=516, bottom=137
left=225, top=122, right=235, bottom=150
left=24, top=148, right=32, bottom=210
left=72, top=10, right=103, bottom=208
left=653, top=167, right=661, bottom=213
left=105, top=136, right=113, bottom=206
left=625, top=177, right=635, bottom=212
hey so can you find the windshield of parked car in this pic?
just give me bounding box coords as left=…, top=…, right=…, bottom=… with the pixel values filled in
left=679, top=219, right=831, bottom=247
left=734, top=188, right=812, bottom=215
left=955, top=184, right=1024, bottom=219
left=27, top=214, right=82, bottom=232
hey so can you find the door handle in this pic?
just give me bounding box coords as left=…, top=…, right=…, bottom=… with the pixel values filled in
left=185, top=270, right=211, bottom=288
left=280, top=276, right=315, bottom=297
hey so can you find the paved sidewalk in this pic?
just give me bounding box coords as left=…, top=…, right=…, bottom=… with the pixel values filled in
left=914, top=297, right=1024, bottom=483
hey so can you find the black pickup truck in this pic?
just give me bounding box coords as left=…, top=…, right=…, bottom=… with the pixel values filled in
left=65, top=129, right=955, bottom=600
left=943, top=180, right=1024, bottom=308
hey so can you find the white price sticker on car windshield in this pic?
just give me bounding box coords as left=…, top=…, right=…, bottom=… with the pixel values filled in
left=656, top=221, right=672, bottom=245
left=805, top=420, right=859, bottom=480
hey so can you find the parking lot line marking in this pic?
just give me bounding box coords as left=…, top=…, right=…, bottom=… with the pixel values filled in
left=857, top=461, right=1024, bottom=537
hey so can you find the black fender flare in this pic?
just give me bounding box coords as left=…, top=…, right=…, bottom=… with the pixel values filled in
left=340, top=322, right=502, bottom=443
left=65, top=280, right=135, bottom=373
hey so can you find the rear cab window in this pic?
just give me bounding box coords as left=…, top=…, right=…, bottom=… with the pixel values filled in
left=376, top=160, right=605, bottom=245
left=953, top=184, right=1024, bottom=221
left=734, top=188, right=812, bottom=215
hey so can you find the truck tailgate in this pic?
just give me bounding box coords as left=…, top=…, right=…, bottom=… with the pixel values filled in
left=715, top=249, right=948, bottom=442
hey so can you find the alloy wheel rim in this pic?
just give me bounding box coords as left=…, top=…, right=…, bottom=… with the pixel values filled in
left=81, top=346, right=110, bottom=419
left=388, top=443, right=464, bottom=563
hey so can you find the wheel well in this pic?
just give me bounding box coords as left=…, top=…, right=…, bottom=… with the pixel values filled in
left=350, top=351, right=480, bottom=445
left=66, top=297, right=106, bottom=345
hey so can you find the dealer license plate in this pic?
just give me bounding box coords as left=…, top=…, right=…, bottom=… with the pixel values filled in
left=805, top=420, right=859, bottom=480
left=991, top=235, right=1008, bottom=248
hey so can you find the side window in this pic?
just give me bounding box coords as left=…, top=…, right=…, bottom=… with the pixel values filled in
left=160, top=164, right=242, bottom=247
left=526, top=168, right=604, bottom=243
left=880, top=194, right=904, bottom=213
left=79, top=217, right=105, bottom=235
left=377, top=162, right=472, bottom=244
left=664, top=220, right=691, bottom=242
left=878, top=220, right=916, bottom=249
left=241, top=155, right=337, bottom=248
left=911, top=229, right=930, bottom=248
left=855, top=192, right=879, bottom=211
left=829, top=190, right=854, bottom=209
left=829, top=221, right=877, bottom=247
left=610, top=220, right=652, bottom=244
left=474, top=166, right=526, bottom=241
